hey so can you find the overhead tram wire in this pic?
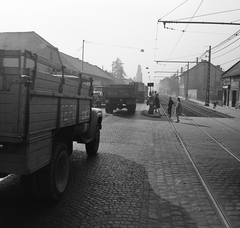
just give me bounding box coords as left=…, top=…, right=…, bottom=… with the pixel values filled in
left=211, top=30, right=240, bottom=51
left=84, top=40, right=144, bottom=51
left=158, top=0, right=189, bottom=21
left=174, top=8, right=240, bottom=21
left=155, top=0, right=189, bottom=63
left=200, top=31, right=240, bottom=62
left=212, top=44, right=240, bottom=60
left=232, top=19, right=240, bottom=23
left=198, top=30, right=240, bottom=60
left=212, top=37, right=240, bottom=55
left=156, top=0, right=203, bottom=73
left=168, top=0, right=204, bottom=59
left=221, top=57, right=240, bottom=66
left=164, top=27, right=233, bottom=35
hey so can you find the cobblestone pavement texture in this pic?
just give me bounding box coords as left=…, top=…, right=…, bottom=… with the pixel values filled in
left=0, top=102, right=239, bottom=227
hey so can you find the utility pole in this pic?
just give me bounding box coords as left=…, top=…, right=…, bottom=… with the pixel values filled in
left=155, top=60, right=197, bottom=100
left=82, top=40, right=85, bottom=72
left=157, top=20, right=239, bottom=105
left=205, top=46, right=211, bottom=106
left=186, top=62, right=190, bottom=100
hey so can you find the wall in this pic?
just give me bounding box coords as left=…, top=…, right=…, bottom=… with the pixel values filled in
left=179, top=61, right=223, bottom=102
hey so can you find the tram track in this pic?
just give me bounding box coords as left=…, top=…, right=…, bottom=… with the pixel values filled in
left=159, top=95, right=240, bottom=228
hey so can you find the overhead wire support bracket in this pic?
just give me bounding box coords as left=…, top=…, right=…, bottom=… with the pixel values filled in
left=155, top=60, right=197, bottom=64
left=158, top=20, right=240, bottom=26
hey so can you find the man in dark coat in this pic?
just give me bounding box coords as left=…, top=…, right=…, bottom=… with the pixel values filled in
left=154, top=93, right=160, bottom=115
left=167, top=97, right=174, bottom=117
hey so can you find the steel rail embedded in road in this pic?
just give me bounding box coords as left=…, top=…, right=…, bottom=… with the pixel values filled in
left=160, top=95, right=235, bottom=228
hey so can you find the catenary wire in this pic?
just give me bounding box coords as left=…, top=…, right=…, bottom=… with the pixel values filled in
left=221, top=57, right=240, bottom=66
left=174, top=8, right=240, bottom=21
left=158, top=0, right=189, bottom=20
left=168, top=0, right=204, bottom=59
left=212, top=37, right=240, bottom=55
left=212, top=44, right=240, bottom=60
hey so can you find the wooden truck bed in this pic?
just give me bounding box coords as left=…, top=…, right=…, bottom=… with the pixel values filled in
left=0, top=50, right=92, bottom=175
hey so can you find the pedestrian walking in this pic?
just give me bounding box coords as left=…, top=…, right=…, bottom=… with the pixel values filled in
left=154, top=93, right=161, bottom=116
left=175, top=97, right=182, bottom=123
left=167, top=97, right=174, bottom=117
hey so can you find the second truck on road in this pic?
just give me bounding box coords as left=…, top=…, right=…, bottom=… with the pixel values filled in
left=103, top=84, right=137, bottom=114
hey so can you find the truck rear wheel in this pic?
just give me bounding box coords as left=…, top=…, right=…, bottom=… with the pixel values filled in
left=127, top=105, right=136, bottom=114
left=86, top=124, right=100, bottom=156
left=109, top=107, right=113, bottom=113
left=45, top=142, right=70, bottom=200
left=105, top=104, right=110, bottom=113
left=21, top=142, right=69, bottom=201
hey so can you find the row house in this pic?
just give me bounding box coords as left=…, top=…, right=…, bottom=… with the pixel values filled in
left=179, top=61, right=223, bottom=104
left=221, top=60, right=240, bottom=109
left=0, top=31, right=113, bottom=85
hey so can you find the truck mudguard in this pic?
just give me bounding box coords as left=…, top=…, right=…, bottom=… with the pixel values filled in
left=78, top=108, right=102, bottom=143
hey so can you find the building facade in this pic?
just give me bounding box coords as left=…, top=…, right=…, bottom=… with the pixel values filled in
left=179, top=61, right=223, bottom=103
left=221, top=60, right=240, bottom=109
left=0, top=32, right=113, bottom=86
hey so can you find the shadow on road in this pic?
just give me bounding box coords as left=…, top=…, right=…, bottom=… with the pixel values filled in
left=0, top=152, right=198, bottom=228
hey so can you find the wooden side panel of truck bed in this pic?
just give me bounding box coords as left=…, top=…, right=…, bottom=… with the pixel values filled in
left=0, top=73, right=26, bottom=141
left=0, top=66, right=91, bottom=175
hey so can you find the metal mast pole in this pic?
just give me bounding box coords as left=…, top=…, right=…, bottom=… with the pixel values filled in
left=205, top=46, right=211, bottom=106
left=186, top=62, right=189, bottom=100
left=82, top=40, right=85, bottom=73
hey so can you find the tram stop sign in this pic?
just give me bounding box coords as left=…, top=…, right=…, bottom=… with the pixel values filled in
left=147, top=82, right=154, bottom=87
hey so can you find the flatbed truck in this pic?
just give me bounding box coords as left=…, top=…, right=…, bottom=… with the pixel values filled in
left=0, top=49, right=102, bottom=200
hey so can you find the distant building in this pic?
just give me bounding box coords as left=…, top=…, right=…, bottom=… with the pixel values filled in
left=134, top=65, right=143, bottom=82
left=178, top=61, right=223, bottom=103
left=59, top=52, right=113, bottom=86
left=221, top=60, right=240, bottom=108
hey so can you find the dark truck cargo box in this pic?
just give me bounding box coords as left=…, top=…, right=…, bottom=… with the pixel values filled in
left=103, top=84, right=137, bottom=114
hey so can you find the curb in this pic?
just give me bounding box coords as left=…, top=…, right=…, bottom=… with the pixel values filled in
left=142, top=110, right=163, bottom=118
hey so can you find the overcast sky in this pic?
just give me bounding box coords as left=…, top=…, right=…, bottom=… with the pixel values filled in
left=1, top=0, right=240, bottom=83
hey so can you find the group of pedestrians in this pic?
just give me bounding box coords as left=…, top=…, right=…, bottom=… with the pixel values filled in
left=148, top=92, right=182, bottom=122
left=167, top=96, right=182, bottom=123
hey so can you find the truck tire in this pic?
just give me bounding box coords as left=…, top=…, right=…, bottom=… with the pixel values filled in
left=106, top=104, right=113, bottom=114
left=21, top=142, right=69, bottom=201
left=86, top=124, right=100, bottom=156
left=127, top=105, right=136, bottom=114
left=44, top=142, right=70, bottom=200
left=105, top=104, right=110, bottom=113
left=109, top=106, right=113, bottom=114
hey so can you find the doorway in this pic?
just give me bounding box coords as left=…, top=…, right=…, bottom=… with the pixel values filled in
left=232, top=90, right=237, bottom=107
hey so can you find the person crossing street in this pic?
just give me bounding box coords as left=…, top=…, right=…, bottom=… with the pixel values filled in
left=167, top=97, right=174, bottom=117
left=175, top=97, right=182, bottom=123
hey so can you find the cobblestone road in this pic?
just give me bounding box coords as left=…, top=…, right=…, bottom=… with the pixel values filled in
left=0, top=103, right=235, bottom=228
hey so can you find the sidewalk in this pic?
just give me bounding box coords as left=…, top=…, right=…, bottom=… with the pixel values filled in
left=187, top=98, right=240, bottom=119
left=142, top=98, right=240, bottom=120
